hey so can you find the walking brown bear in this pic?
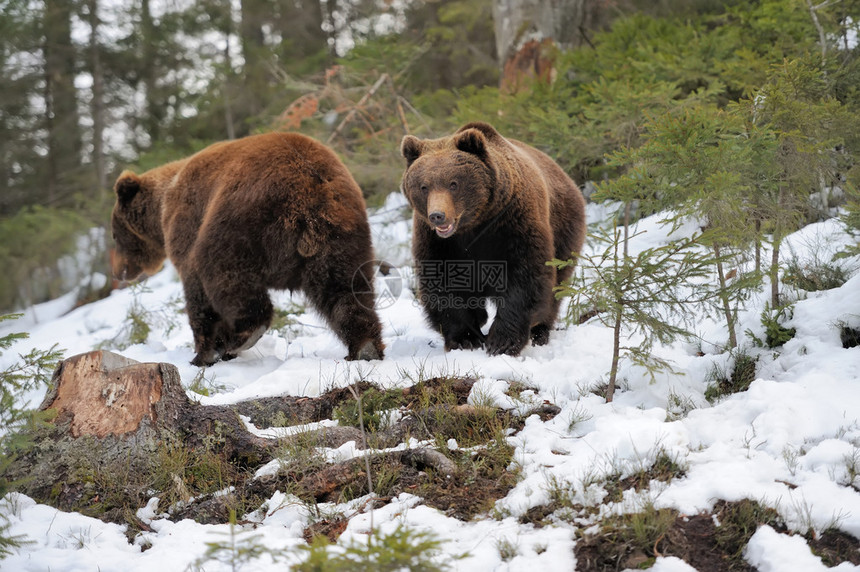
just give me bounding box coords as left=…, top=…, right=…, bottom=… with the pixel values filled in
left=400, top=122, right=586, bottom=356
left=110, top=132, right=385, bottom=366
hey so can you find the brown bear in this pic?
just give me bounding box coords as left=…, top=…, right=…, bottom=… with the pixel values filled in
left=400, top=121, right=586, bottom=356
left=110, top=132, right=385, bottom=366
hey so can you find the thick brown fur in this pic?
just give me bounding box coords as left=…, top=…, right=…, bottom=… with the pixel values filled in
left=111, top=132, right=385, bottom=366
left=400, top=122, right=586, bottom=356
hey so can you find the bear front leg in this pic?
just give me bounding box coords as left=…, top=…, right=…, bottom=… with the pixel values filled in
left=485, top=248, right=553, bottom=357
left=486, top=315, right=531, bottom=356
left=530, top=323, right=551, bottom=346
left=183, top=274, right=227, bottom=367
left=487, top=281, right=546, bottom=356
left=444, top=317, right=487, bottom=351
left=428, top=303, right=487, bottom=351
left=206, top=283, right=272, bottom=361
left=413, top=226, right=488, bottom=351
left=415, top=273, right=488, bottom=351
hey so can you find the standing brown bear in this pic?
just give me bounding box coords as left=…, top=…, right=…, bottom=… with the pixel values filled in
left=111, top=132, right=385, bottom=366
left=400, top=122, right=586, bottom=356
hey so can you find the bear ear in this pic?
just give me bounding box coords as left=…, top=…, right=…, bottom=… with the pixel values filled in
left=457, top=121, right=499, bottom=139
left=453, top=128, right=488, bottom=159
left=401, top=135, right=424, bottom=165
left=114, top=170, right=141, bottom=203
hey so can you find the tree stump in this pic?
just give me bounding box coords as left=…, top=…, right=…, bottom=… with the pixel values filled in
left=41, top=350, right=183, bottom=438
left=1, top=350, right=273, bottom=520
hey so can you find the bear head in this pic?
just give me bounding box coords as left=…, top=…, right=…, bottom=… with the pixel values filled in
left=110, top=170, right=167, bottom=281
left=400, top=123, right=501, bottom=239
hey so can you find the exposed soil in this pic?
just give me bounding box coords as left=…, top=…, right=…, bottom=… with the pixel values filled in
left=168, top=376, right=544, bottom=540
left=230, top=381, right=376, bottom=427
left=180, top=379, right=860, bottom=568
left=416, top=445, right=519, bottom=520
left=571, top=499, right=860, bottom=571
left=303, top=517, right=349, bottom=544
left=808, top=528, right=860, bottom=567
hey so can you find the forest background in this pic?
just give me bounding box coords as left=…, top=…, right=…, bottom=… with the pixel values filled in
left=2, top=0, right=860, bottom=314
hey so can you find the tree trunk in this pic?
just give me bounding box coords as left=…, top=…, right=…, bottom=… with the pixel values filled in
left=754, top=217, right=762, bottom=274
left=238, top=0, right=269, bottom=128
left=492, top=0, right=605, bottom=66
left=141, top=0, right=163, bottom=144
left=43, top=0, right=81, bottom=205
left=322, top=0, right=338, bottom=58
left=281, top=0, right=327, bottom=61
left=713, top=243, right=738, bottom=349
left=223, top=36, right=236, bottom=140
left=87, top=0, right=107, bottom=192
left=770, top=185, right=787, bottom=308
left=806, top=0, right=828, bottom=67
left=606, top=223, right=626, bottom=403
left=623, top=201, right=631, bottom=257
left=770, top=234, right=781, bottom=309
left=607, top=310, right=621, bottom=403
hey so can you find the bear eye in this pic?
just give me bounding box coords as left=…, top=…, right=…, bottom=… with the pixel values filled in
left=449, top=181, right=458, bottom=191
left=420, top=184, right=428, bottom=193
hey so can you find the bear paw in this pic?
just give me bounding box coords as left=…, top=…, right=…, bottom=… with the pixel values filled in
left=191, top=349, right=220, bottom=367
left=486, top=323, right=528, bottom=356
left=352, top=340, right=383, bottom=361
left=530, top=324, right=551, bottom=346
left=444, top=328, right=485, bottom=351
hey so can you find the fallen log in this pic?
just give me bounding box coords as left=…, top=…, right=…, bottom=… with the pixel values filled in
left=231, top=381, right=373, bottom=428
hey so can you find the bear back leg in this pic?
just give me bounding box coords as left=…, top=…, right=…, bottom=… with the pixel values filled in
left=300, top=246, right=384, bottom=361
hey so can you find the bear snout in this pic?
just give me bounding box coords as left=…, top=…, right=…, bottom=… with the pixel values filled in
left=433, top=220, right=457, bottom=238
left=110, top=252, right=154, bottom=283
left=112, top=261, right=135, bottom=283
left=429, top=211, right=446, bottom=225
left=110, top=252, right=130, bottom=281
left=427, top=190, right=458, bottom=237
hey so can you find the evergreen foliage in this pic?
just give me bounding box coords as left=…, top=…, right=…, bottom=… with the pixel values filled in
left=553, top=226, right=719, bottom=401
left=0, top=314, right=63, bottom=558
left=0, top=206, right=91, bottom=311
left=598, top=103, right=763, bottom=349
left=752, top=56, right=859, bottom=306
left=296, top=525, right=450, bottom=571
left=0, top=193, right=113, bottom=313
left=191, top=509, right=270, bottom=572
left=194, top=508, right=453, bottom=570
left=747, top=303, right=798, bottom=349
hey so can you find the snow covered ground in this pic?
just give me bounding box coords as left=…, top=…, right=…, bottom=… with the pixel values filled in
left=2, top=192, right=860, bottom=571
